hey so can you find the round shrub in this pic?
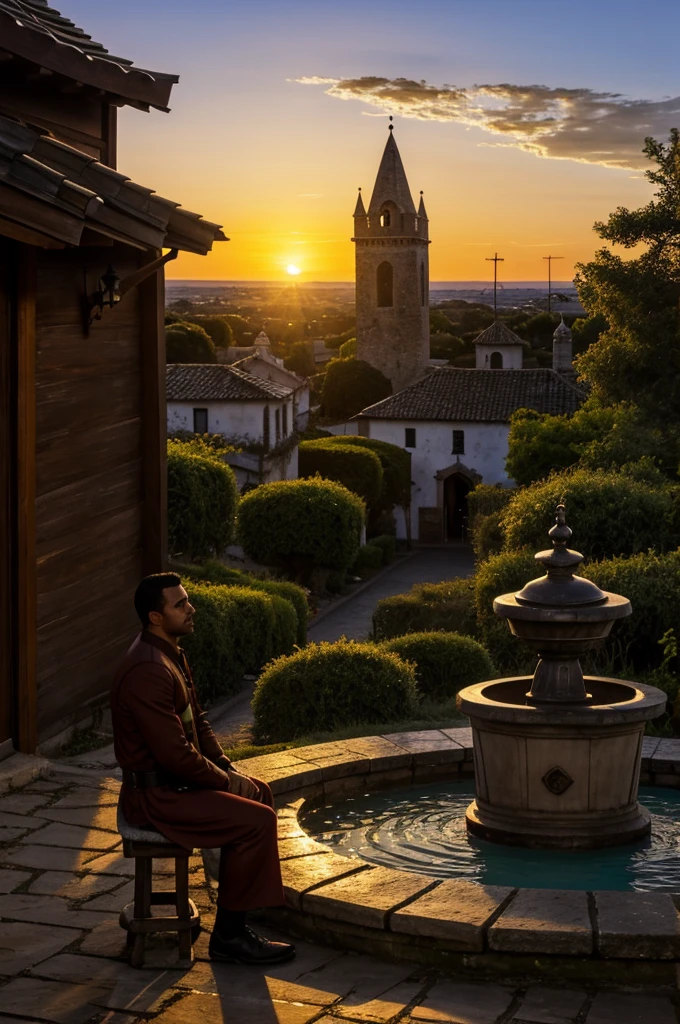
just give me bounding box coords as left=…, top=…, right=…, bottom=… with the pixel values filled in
left=502, top=468, right=677, bottom=560
left=468, top=484, right=515, bottom=560
left=185, top=559, right=309, bottom=646
left=325, top=436, right=411, bottom=511
left=352, top=543, right=383, bottom=579
left=166, top=321, right=217, bottom=363
left=322, top=358, right=392, bottom=420
left=473, top=549, right=537, bottom=672
left=167, top=440, right=238, bottom=559
left=382, top=632, right=495, bottom=702
left=252, top=639, right=419, bottom=742
left=373, top=578, right=477, bottom=640
left=299, top=440, right=383, bottom=508
left=237, top=478, right=364, bottom=581
left=369, top=534, right=396, bottom=565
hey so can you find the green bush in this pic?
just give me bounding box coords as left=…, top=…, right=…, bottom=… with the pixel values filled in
left=298, top=440, right=383, bottom=508
left=382, top=632, right=495, bottom=702
left=502, top=468, right=677, bottom=560
left=324, top=436, right=411, bottom=512
left=189, top=559, right=308, bottom=646
left=322, top=358, right=392, bottom=420
left=338, top=337, right=357, bottom=359
left=373, top=578, right=477, bottom=640
left=352, top=543, right=384, bottom=579
left=468, top=484, right=515, bottom=560
left=370, top=534, right=397, bottom=565
left=237, top=478, right=364, bottom=582
left=474, top=550, right=537, bottom=671
left=167, top=440, right=238, bottom=559
left=252, top=639, right=419, bottom=742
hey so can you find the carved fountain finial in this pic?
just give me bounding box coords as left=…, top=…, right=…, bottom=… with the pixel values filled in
left=517, top=503, right=605, bottom=607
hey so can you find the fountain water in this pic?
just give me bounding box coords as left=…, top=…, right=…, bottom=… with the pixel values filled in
left=457, top=505, right=666, bottom=849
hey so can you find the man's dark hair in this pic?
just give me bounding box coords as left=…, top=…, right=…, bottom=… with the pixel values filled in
left=134, top=573, right=182, bottom=628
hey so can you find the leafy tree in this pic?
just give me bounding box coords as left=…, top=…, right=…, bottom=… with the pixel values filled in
left=298, top=439, right=383, bottom=508
left=322, top=358, right=392, bottom=420
left=338, top=337, right=357, bottom=358
left=430, top=333, right=465, bottom=361
left=571, top=314, right=607, bottom=356
left=166, top=322, right=216, bottom=363
left=193, top=316, right=233, bottom=349
left=284, top=341, right=315, bottom=377
left=429, top=309, right=456, bottom=334
left=575, top=131, right=680, bottom=423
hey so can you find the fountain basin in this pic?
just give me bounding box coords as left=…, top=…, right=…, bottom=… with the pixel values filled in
left=457, top=676, right=666, bottom=849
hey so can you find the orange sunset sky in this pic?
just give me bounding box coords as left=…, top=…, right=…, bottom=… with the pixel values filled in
left=68, top=0, right=680, bottom=283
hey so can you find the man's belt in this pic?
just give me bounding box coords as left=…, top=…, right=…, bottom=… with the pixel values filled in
left=122, top=769, right=172, bottom=790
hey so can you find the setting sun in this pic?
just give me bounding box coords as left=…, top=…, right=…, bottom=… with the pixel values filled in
left=286, top=264, right=302, bottom=276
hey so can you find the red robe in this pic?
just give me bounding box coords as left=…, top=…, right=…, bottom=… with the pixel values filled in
left=111, top=631, right=284, bottom=911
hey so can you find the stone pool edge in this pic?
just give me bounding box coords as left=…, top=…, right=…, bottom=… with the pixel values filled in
left=222, top=729, right=680, bottom=976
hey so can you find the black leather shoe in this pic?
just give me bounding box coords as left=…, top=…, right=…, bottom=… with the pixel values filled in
left=209, top=926, right=295, bottom=964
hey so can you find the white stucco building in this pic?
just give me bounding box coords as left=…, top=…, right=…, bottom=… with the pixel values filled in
left=166, top=363, right=298, bottom=488
left=232, top=333, right=310, bottom=430
left=474, top=320, right=525, bottom=369
left=354, top=361, right=585, bottom=542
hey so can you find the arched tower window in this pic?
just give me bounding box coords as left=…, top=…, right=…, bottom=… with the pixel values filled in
left=420, top=262, right=426, bottom=306
left=380, top=208, right=391, bottom=228
left=490, top=351, right=503, bottom=369
left=377, top=261, right=393, bottom=307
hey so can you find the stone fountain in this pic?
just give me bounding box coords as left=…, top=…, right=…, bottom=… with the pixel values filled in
left=457, top=505, right=666, bottom=849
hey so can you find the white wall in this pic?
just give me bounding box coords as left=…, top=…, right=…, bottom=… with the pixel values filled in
left=167, top=397, right=296, bottom=448
left=475, top=344, right=523, bottom=370
left=366, top=418, right=512, bottom=538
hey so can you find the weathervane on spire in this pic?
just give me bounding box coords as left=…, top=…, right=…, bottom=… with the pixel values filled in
left=388, top=115, right=394, bottom=132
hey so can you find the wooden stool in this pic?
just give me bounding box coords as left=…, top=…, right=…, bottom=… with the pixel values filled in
left=117, top=805, right=200, bottom=968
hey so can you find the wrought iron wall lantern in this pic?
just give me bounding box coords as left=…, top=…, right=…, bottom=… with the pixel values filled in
left=83, top=248, right=178, bottom=334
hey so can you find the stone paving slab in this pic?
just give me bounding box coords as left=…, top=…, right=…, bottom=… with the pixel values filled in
left=0, top=892, right=113, bottom=929
left=28, top=951, right=177, bottom=1013
left=0, top=791, right=51, bottom=814
left=585, top=992, right=678, bottom=1024
left=0, top=977, right=109, bottom=1023
left=2, top=843, right=92, bottom=872
left=0, top=825, right=30, bottom=843
left=24, top=821, right=121, bottom=851
left=301, top=865, right=434, bottom=927
left=39, top=805, right=119, bottom=831
left=151, top=992, right=321, bottom=1024
left=27, top=870, right=124, bottom=899
left=382, top=730, right=465, bottom=764
left=0, top=867, right=31, bottom=893
left=291, top=954, right=415, bottom=1006
left=280, top=852, right=369, bottom=910
left=391, top=879, right=514, bottom=951
left=594, top=890, right=680, bottom=958
left=410, top=980, right=514, bottom=1023
left=511, top=987, right=587, bottom=1024
left=0, top=809, right=48, bottom=828
left=342, top=735, right=414, bottom=770
left=334, top=980, right=425, bottom=1021
left=0, top=920, right=81, bottom=974
left=489, top=889, right=593, bottom=955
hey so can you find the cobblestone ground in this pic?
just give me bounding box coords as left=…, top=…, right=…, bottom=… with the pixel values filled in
left=1, top=768, right=679, bottom=1024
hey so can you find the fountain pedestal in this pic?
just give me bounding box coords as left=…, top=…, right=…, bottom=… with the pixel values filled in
left=457, top=506, right=666, bottom=850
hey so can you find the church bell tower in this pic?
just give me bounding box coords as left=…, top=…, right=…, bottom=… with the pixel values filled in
left=353, top=125, right=430, bottom=393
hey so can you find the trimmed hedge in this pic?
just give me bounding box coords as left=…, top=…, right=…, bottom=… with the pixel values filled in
left=468, top=484, right=515, bottom=561
left=183, top=559, right=308, bottom=646
left=252, top=639, right=419, bottom=742
left=474, top=549, right=537, bottom=672
left=167, top=440, right=238, bottom=559
left=502, top=468, right=678, bottom=560
left=237, top=478, right=365, bottom=581
left=182, top=582, right=295, bottom=705
left=324, top=436, right=411, bottom=511
left=322, top=357, right=392, bottom=420
left=370, top=534, right=397, bottom=565
left=373, top=578, right=477, bottom=640
left=352, top=543, right=384, bottom=579
left=298, top=440, right=383, bottom=508
left=382, top=632, right=495, bottom=702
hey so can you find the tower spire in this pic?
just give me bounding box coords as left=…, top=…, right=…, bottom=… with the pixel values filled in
left=367, top=127, right=416, bottom=216
left=353, top=187, right=366, bottom=217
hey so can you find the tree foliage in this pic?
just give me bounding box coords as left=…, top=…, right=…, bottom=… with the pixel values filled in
left=575, top=131, right=680, bottom=423
left=322, top=357, right=392, bottom=420
left=167, top=439, right=238, bottom=558
left=166, top=321, right=217, bottom=364
left=284, top=341, right=315, bottom=377
left=323, top=435, right=411, bottom=512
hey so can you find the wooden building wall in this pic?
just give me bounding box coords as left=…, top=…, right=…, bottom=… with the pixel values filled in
left=0, top=239, right=12, bottom=754
left=33, top=244, right=164, bottom=744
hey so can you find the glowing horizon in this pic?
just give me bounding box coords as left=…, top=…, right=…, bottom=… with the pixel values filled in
left=63, top=0, right=676, bottom=284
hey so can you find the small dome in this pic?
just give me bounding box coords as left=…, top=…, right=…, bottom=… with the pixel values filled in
left=553, top=315, right=572, bottom=340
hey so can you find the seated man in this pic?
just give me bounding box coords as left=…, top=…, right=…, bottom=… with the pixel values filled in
left=111, top=572, right=294, bottom=965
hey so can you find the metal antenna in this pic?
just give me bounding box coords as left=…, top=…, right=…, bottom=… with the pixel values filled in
left=485, top=252, right=504, bottom=318
left=543, top=255, right=564, bottom=314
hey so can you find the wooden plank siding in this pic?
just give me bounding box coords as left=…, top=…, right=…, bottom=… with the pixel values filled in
left=34, top=244, right=156, bottom=743
left=0, top=238, right=12, bottom=749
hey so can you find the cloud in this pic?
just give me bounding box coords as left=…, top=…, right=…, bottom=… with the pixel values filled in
left=295, top=76, right=680, bottom=170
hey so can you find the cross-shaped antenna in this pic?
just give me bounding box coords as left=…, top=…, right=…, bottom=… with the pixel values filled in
left=485, top=252, right=504, bottom=318
left=543, top=255, right=564, bottom=313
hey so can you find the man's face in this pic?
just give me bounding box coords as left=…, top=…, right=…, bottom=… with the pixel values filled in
left=149, top=585, right=195, bottom=637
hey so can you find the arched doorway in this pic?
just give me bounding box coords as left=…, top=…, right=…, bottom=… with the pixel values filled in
left=444, top=473, right=472, bottom=541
